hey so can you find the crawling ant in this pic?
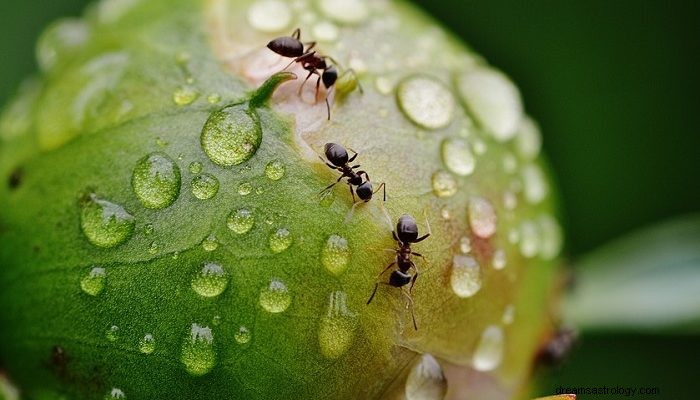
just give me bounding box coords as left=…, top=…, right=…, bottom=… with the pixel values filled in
left=266, top=28, right=361, bottom=119
left=320, top=143, right=385, bottom=205
left=367, top=213, right=431, bottom=330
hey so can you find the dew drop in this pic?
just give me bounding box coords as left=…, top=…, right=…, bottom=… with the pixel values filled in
left=139, top=334, right=155, bottom=354
left=472, top=325, right=505, bottom=371
left=106, top=325, right=119, bottom=342
left=515, top=117, right=542, bottom=160
left=147, top=241, right=159, bottom=255
left=247, top=0, right=292, bottom=33
left=227, top=209, right=254, bottom=234
left=212, top=315, right=222, bottom=326
left=318, top=291, right=357, bottom=359
left=441, top=138, right=475, bottom=176
left=502, top=153, right=518, bottom=174
left=144, top=222, right=154, bottom=235
left=269, top=228, right=292, bottom=253
left=105, top=388, right=125, bottom=400
left=522, top=164, right=548, bottom=204
left=131, top=152, right=181, bottom=209
left=312, top=21, right=339, bottom=42
left=492, top=248, right=507, bottom=270
left=468, top=197, right=497, bottom=239
left=191, top=262, right=228, bottom=298
left=201, top=105, right=262, bottom=167
left=318, top=0, right=368, bottom=25
left=181, top=323, right=216, bottom=376
left=519, top=220, right=540, bottom=258
left=207, top=93, right=221, bottom=104
left=173, top=86, right=198, bottom=105
left=502, top=304, right=515, bottom=325
left=201, top=234, right=219, bottom=252
left=405, top=353, right=447, bottom=400
left=450, top=255, right=481, bottom=298
left=431, top=170, right=457, bottom=198
left=36, top=18, right=90, bottom=72
left=458, top=236, right=471, bottom=254
left=237, top=182, right=253, bottom=196
left=80, top=194, right=135, bottom=248
left=472, top=139, right=488, bottom=155
left=265, top=160, right=286, bottom=181
left=440, top=206, right=451, bottom=220
left=321, top=235, right=350, bottom=276
left=397, top=76, right=454, bottom=130
left=503, top=190, right=518, bottom=210
left=508, top=228, right=520, bottom=244
left=374, top=76, right=393, bottom=95
left=538, top=214, right=563, bottom=260
left=259, top=279, right=291, bottom=313
left=235, top=326, right=252, bottom=344
left=188, top=161, right=203, bottom=174
left=80, top=266, right=106, bottom=296
left=191, top=173, right=219, bottom=200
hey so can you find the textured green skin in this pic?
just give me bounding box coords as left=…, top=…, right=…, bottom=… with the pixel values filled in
left=0, top=0, right=561, bottom=398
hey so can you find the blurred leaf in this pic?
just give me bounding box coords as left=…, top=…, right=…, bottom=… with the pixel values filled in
left=564, top=214, right=700, bottom=333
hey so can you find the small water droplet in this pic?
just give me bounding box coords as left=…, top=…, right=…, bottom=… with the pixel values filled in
left=227, top=208, right=254, bottom=234
left=131, top=152, right=181, bottom=209
left=321, top=235, right=350, bottom=275
left=191, top=262, right=228, bottom=297
left=235, top=326, right=252, bottom=344
left=519, top=220, right=540, bottom=258
left=259, top=279, right=291, bottom=313
left=515, top=117, right=542, bottom=160
left=144, top=223, right=154, bottom=235
left=188, top=161, right=203, bottom=174
left=201, top=234, right=219, bottom=252
left=503, top=190, right=518, bottom=210
left=265, top=160, right=286, bottom=181
left=538, top=214, right=563, bottom=260
left=374, top=76, right=393, bottom=95
left=508, top=228, right=520, bottom=244
left=492, top=248, right=507, bottom=270
left=522, top=164, right=548, bottom=204
left=502, top=153, right=518, bottom=174
left=319, top=0, right=368, bottom=24
left=139, top=334, right=155, bottom=354
left=105, top=388, right=125, bottom=400
left=181, top=323, right=216, bottom=376
left=450, top=255, right=481, bottom=298
left=148, top=241, right=159, bottom=254
left=207, top=93, right=221, bottom=104
left=247, top=0, right=292, bottom=32
left=397, top=76, right=454, bottom=130
left=431, top=170, right=457, bottom=198
left=458, top=236, right=471, bottom=254
left=191, top=173, right=219, bottom=200
left=440, top=206, right=451, bottom=220
left=312, top=20, right=339, bottom=42
left=106, top=325, right=119, bottom=342
left=405, top=353, right=447, bottom=400
left=237, top=182, right=253, bottom=196
left=441, top=138, right=475, bottom=176
left=269, top=228, right=292, bottom=253
left=80, top=194, right=135, bottom=248
left=472, top=139, right=488, bottom=155
left=201, top=105, right=262, bottom=167
left=502, top=304, right=515, bottom=325
left=319, top=291, right=357, bottom=359
left=173, top=86, right=198, bottom=105
left=472, top=325, right=505, bottom=371
left=155, top=137, right=168, bottom=147
left=468, top=197, right=497, bottom=238
left=80, top=266, right=106, bottom=296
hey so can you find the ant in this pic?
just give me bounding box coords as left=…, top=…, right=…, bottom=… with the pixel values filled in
left=266, top=28, right=361, bottom=119
left=367, top=213, right=431, bottom=330
left=320, top=142, right=385, bottom=205
left=535, top=326, right=578, bottom=368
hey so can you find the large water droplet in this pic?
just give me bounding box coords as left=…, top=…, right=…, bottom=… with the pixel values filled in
left=321, top=235, right=350, bottom=275
left=191, top=173, right=219, bottom=200
left=80, top=194, right=135, bottom=248
left=247, top=0, right=292, bottom=33
left=139, top=334, right=155, bottom=354
left=191, top=262, right=228, bottom=298
left=318, top=0, right=368, bottom=25
left=201, top=105, right=262, bottom=167
left=397, top=76, right=454, bottom=130
left=235, top=326, right=252, bottom=344
left=104, top=388, right=125, bottom=400
left=37, top=18, right=90, bottom=72
left=405, top=354, right=447, bottom=400
left=468, top=197, right=497, bottom=238
left=522, top=164, right=548, bottom=204
left=131, top=152, right=181, bottom=209
left=106, top=325, right=119, bottom=342
left=269, top=228, right=292, bottom=253
left=80, top=266, right=106, bottom=296
left=265, top=160, right=286, bottom=181
left=450, top=255, right=481, bottom=298
left=318, top=291, right=357, bottom=359
left=441, top=138, right=475, bottom=176
left=431, top=170, right=457, bottom=198
left=472, top=325, right=505, bottom=371
left=312, top=21, right=339, bottom=42
left=259, top=279, right=291, bottom=313
left=238, top=182, right=253, bottom=196
left=181, top=323, right=216, bottom=376
left=227, top=208, right=254, bottom=234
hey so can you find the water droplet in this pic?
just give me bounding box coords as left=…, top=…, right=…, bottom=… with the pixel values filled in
left=321, top=235, right=350, bottom=275
left=181, top=323, right=216, bottom=376
left=80, top=266, right=106, bottom=296
left=259, top=279, right=291, bottom=313
left=405, top=354, right=447, bottom=400
left=144, top=223, right=154, bottom=235
left=457, top=68, right=523, bottom=141
left=519, top=220, right=540, bottom=258
left=237, top=182, right=253, bottom=196
left=191, top=173, right=219, bottom=200
left=522, top=164, right=548, bottom=204
left=431, top=170, right=458, bottom=198
left=508, top=228, right=520, bottom=244
left=173, top=86, right=198, bottom=105
left=148, top=241, right=159, bottom=255
left=492, top=248, right=507, bottom=270
left=265, top=160, right=285, bottom=181
left=191, top=262, right=228, bottom=298
left=106, top=325, right=119, bottom=342
left=458, top=236, right=471, bottom=254
left=269, top=228, right=292, bottom=253
left=312, top=20, right=339, bottom=42
left=188, top=161, right=203, bottom=174
left=450, top=255, right=481, bottom=298
left=139, top=334, right=155, bottom=354
left=503, top=190, right=518, bottom=210
left=155, top=137, right=168, bottom=147
left=441, top=138, right=475, bottom=176
left=105, top=388, right=125, bottom=400
left=319, top=291, right=357, bottom=359
left=502, top=153, right=518, bottom=174
left=472, top=325, right=504, bottom=371
left=468, top=197, right=497, bottom=239
left=440, top=206, right=451, bottom=220
left=201, top=234, right=219, bottom=252
left=227, top=208, right=254, bottom=234
left=200, top=104, right=262, bottom=167
left=37, top=18, right=90, bottom=72
left=515, top=117, right=542, bottom=160
left=374, top=76, right=393, bottom=95
left=131, top=152, right=181, bottom=209
left=472, top=139, right=488, bottom=155
left=538, top=214, right=563, bottom=260
left=235, top=326, right=252, bottom=344
left=318, top=0, right=368, bottom=24
left=80, top=194, right=135, bottom=248
left=397, top=76, right=454, bottom=130
left=207, top=93, right=221, bottom=104
left=247, top=0, right=292, bottom=32
left=502, top=304, right=515, bottom=325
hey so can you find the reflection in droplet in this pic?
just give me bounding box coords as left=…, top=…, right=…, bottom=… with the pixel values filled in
left=405, top=353, right=447, bottom=400
left=472, top=325, right=505, bottom=371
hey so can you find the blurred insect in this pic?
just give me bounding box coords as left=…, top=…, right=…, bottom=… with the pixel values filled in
left=535, top=326, right=578, bottom=367
left=367, top=213, right=431, bottom=330
left=320, top=142, right=385, bottom=205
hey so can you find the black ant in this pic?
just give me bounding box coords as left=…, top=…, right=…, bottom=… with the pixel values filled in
left=320, top=142, right=385, bottom=205
left=367, top=213, right=431, bottom=330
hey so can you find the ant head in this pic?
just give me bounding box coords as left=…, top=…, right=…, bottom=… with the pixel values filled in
left=396, top=214, right=419, bottom=243
left=267, top=36, right=304, bottom=58
left=324, top=143, right=348, bottom=166
left=322, top=66, right=338, bottom=89
left=356, top=181, right=373, bottom=201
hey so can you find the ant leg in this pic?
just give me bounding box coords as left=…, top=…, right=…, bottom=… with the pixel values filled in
left=344, top=200, right=363, bottom=224
left=298, top=70, right=316, bottom=95
left=358, top=170, right=371, bottom=182
left=411, top=252, right=428, bottom=265
left=292, top=28, right=300, bottom=39
left=340, top=69, right=364, bottom=94
left=319, top=175, right=343, bottom=195
left=413, top=214, right=432, bottom=243
left=401, top=289, right=418, bottom=330
left=367, top=262, right=396, bottom=304
left=348, top=183, right=357, bottom=203
left=304, top=41, right=316, bottom=52
left=408, top=262, right=420, bottom=295
left=373, top=182, right=386, bottom=202
left=351, top=164, right=361, bottom=169
left=314, top=75, right=322, bottom=103
left=348, top=150, right=359, bottom=163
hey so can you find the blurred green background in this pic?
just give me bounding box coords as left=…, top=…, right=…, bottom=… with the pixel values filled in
left=1, top=0, right=698, bottom=398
